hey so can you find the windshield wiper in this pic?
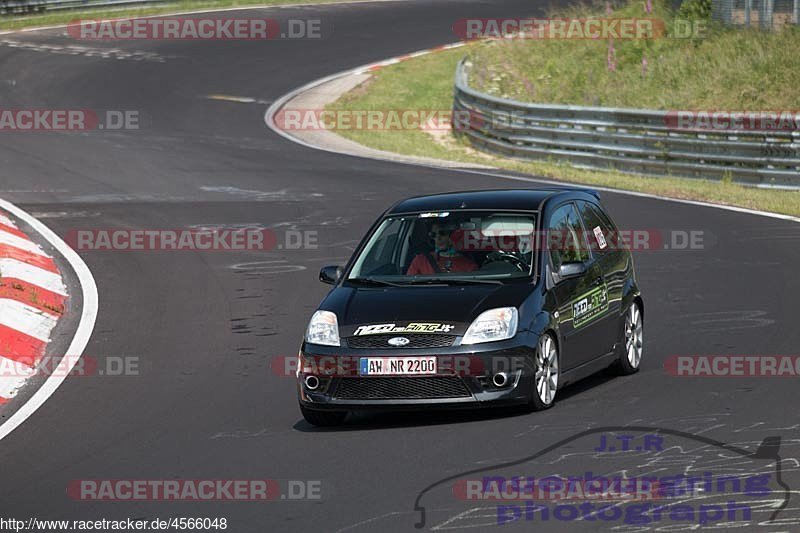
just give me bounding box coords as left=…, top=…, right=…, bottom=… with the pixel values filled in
left=348, top=277, right=407, bottom=287
left=410, top=278, right=504, bottom=286
left=350, top=277, right=503, bottom=287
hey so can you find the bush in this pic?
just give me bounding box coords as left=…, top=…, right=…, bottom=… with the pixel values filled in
left=678, top=0, right=712, bottom=21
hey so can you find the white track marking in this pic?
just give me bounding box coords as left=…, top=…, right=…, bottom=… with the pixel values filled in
left=0, top=258, right=67, bottom=295
left=0, top=39, right=168, bottom=62
left=265, top=47, right=800, bottom=225
left=0, top=299, right=59, bottom=342
left=448, top=169, right=800, bottom=224
left=0, top=229, right=48, bottom=255
left=0, top=198, right=98, bottom=442
left=0, top=213, right=17, bottom=227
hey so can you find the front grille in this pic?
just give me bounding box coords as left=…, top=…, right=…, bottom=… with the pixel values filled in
left=346, top=334, right=456, bottom=349
left=332, top=376, right=472, bottom=400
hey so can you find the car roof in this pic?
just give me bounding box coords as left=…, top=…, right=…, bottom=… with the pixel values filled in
left=385, top=187, right=601, bottom=215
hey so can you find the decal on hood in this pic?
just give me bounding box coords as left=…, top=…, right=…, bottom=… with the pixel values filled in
left=353, top=323, right=456, bottom=336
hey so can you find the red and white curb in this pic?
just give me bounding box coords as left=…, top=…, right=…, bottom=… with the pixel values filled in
left=265, top=40, right=467, bottom=146
left=0, top=198, right=98, bottom=442
left=0, top=209, right=67, bottom=403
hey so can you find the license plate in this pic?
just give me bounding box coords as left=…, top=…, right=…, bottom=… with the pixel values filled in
left=359, top=357, right=437, bottom=376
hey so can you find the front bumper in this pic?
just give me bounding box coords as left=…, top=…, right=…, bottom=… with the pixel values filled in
left=297, top=333, right=538, bottom=411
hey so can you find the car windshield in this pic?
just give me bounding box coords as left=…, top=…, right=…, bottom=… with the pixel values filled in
left=347, top=211, right=538, bottom=284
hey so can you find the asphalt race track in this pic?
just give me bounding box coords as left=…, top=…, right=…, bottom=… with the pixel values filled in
left=1, top=1, right=799, bottom=531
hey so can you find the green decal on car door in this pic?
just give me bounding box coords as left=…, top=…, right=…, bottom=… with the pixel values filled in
left=572, top=285, right=610, bottom=328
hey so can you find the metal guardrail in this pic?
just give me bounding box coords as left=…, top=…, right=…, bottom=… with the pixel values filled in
left=0, top=0, right=160, bottom=16
left=452, top=59, right=800, bottom=187
left=712, top=0, right=799, bottom=29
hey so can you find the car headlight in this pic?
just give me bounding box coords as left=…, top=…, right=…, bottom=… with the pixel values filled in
left=305, top=310, right=340, bottom=346
left=461, top=307, right=518, bottom=345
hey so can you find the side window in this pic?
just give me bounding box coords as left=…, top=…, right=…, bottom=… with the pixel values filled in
left=548, top=203, right=590, bottom=270
left=577, top=201, right=614, bottom=255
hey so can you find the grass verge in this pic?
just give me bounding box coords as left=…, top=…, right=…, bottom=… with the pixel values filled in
left=0, top=0, right=353, bottom=31
left=327, top=21, right=799, bottom=216
left=467, top=0, right=800, bottom=109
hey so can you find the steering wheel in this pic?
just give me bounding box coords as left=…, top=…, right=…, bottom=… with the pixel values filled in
left=485, top=250, right=528, bottom=272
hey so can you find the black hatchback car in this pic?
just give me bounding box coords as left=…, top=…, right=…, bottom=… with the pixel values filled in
left=298, top=188, right=643, bottom=426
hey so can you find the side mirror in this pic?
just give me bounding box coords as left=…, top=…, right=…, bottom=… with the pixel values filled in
left=558, top=262, right=587, bottom=279
left=319, top=265, right=343, bottom=285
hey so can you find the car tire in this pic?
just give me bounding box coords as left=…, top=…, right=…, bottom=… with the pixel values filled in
left=300, top=406, right=347, bottom=427
left=615, top=301, right=643, bottom=375
left=528, top=332, right=559, bottom=411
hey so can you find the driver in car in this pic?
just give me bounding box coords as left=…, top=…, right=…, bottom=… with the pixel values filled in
left=407, top=222, right=478, bottom=275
